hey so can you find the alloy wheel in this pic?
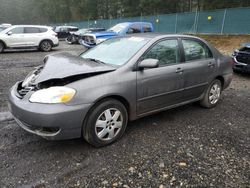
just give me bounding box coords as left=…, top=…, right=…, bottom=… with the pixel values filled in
left=41, top=41, right=52, bottom=51
left=95, top=108, right=123, bottom=141
left=209, top=83, right=221, bottom=104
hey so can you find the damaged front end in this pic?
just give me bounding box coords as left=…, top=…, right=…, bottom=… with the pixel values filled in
left=16, top=52, right=116, bottom=99
left=9, top=52, right=115, bottom=140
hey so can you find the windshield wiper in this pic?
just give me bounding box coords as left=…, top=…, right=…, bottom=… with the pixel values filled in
left=84, top=58, right=106, bottom=65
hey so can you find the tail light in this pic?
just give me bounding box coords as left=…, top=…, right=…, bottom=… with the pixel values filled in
left=52, top=32, right=58, bottom=37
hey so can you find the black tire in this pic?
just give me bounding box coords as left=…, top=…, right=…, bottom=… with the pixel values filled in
left=0, top=42, right=4, bottom=53
left=200, top=79, right=222, bottom=108
left=233, top=69, right=240, bottom=74
left=66, top=36, right=73, bottom=44
left=39, top=40, right=52, bottom=52
left=83, top=99, right=128, bottom=147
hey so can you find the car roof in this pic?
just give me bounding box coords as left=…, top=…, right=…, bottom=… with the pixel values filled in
left=9, top=25, right=51, bottom=28
left=56, top=25, right=78, bottom=28
left=116, top=22, right=153, bottom=25
left=123, top=33, right=202, bottom=40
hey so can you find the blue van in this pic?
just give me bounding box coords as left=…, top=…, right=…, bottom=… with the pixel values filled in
left=80, top=22, right=154, bottom=48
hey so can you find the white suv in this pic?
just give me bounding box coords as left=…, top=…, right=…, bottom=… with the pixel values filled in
left=0, top=25, right=59, bottom=53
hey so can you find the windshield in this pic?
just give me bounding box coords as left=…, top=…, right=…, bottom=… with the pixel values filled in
left=81, top=37, right=150, bottom=66
left=108, top=23, right=129, bottom=33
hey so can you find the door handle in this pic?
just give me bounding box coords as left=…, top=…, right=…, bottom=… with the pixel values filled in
left=175, top=67, right=183, bottom=74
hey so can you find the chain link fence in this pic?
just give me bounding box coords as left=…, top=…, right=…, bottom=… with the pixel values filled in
left=56, top=7, right=250, bottom=34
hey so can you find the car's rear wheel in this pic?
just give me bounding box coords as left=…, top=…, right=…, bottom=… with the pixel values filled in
left=39, top=40, right=52, bottom=52
left=83, top=99, right=128, bottom=147
left=0, top=42, right=5, bottom=53
left=66, top=36, right=73, bottom=44
left=200, top=79, right=222, bottom=108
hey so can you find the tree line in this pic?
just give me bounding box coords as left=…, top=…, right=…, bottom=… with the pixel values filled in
left=0, top=0, right=250, bottom=24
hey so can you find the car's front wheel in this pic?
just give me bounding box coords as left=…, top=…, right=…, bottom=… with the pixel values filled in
left=83, top=99, right=128, bottom=147
left=200, top=79, right=222, bottom=108
left=39, top=40, right=52, bottom=52
left=66, top=36, right=73, bottom=44
left=0, top=42, right=5, bottom=53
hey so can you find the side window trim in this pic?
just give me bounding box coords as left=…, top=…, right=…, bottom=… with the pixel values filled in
left=180, top=37, right=214, bottom=63
left=137, top=37, right=181, bottom=68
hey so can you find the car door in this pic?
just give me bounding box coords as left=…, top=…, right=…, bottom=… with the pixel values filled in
left=5, top=27, right=26, bottom=47
left=23, top=27, right=42, bottom=46
left=136, top=39, right=185, bottom=115
left=180, top=38, right=216, bottom=101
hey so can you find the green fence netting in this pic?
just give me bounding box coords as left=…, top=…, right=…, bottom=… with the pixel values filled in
left=55, top=7, right=250, bottom=34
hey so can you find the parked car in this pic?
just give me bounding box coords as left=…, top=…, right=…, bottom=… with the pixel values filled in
left=54, top=26, right=78, bottom=39
left=0, top=25, right=59, bottom=53
left=80, top=22, right=153, bottom=48
left=66, top=28, right=105, bottom=44
left=0, top=23, right=12, bottom=32
left=232, top=43, right=250, bottom=73
left=8, top=34, right=232, bottom=147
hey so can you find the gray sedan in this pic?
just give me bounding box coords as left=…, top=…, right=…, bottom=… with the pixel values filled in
left=8, top=34, right=233, bottom=147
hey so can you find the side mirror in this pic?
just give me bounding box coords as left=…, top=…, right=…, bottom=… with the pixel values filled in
left=7, top=31, right=12, bottom=35
left=138, top=59, right=159, bottom=70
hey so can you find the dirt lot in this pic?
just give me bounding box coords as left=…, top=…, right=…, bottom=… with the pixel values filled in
left=197, top=34, right=250, bottom=55
left=0, top=37, right=249, bottom=188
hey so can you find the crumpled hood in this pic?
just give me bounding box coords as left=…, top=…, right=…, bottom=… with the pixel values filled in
left=34, top=52, right=116, bottom=84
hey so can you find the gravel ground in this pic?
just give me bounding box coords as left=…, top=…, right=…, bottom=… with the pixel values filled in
left=0, top=42, right=249, bottom=188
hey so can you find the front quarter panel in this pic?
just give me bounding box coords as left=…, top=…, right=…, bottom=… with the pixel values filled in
left=66, top=69, right=137, bottom=120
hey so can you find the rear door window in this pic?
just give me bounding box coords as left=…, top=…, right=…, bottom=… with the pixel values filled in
left=24, top=27, right=40, bottom=33
left=182, top=39, right=213, bottom=61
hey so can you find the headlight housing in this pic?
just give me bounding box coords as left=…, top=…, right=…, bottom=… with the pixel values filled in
left=29, top=87, right=76, bottom=104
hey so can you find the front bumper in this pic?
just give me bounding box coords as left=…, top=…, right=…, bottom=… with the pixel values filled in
left=8, top=82, right=92, bottom=140
left=233, top=57, right=250, bottom=73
